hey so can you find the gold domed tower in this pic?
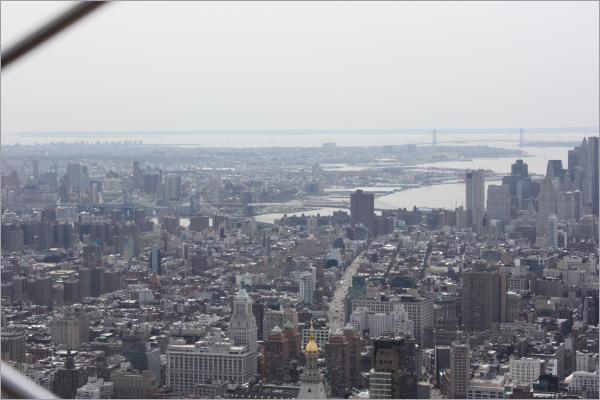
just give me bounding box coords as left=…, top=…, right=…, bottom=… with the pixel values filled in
left=305, top=322, right=319, bottom=355
left=298, top=322, right=326, bottom=399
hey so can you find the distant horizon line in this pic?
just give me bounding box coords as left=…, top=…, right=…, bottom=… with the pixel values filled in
left=7, top=126, right=600, bottom=136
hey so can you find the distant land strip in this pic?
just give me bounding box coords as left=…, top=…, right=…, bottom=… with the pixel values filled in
left=8, top=127, right=600, bottom=137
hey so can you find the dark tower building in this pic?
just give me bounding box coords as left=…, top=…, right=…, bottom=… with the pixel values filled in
left=350, top=189, right=375, bottom=232
left=52, top=351, right=87, bottom=399
left=372, top=335, right=418, bottom=399
left=264, top=326, right=290, bottom=384
left=122, top=335, right=149, bottom=372
left=325, top=327, right=362, bottom=398
left=511, top=159, right=529, bottom=178
left=461, top=268, right=507, bottom=332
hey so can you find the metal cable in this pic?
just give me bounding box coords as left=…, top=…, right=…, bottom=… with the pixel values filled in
left=1, top=1, right=107, bottom=69
left=1, top=361, right=58, bottom=399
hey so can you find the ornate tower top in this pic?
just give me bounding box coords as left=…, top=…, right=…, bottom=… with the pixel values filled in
left=305, top=321, right=319, bottom=354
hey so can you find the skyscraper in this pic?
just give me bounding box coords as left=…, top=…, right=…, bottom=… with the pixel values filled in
left=299, top=272, right=315, bottom=305
left=50, top=304, right=90, bottom=350
left=66, top=163, right=90, bottom=193
left=486, top=184, right=511, bottom=223
left=32, top=159, right=39, bottom=186
left=511, top=159, right=528, bottom=178
left=132, top=161, right=142, bottom=189
left=461, top=268, right=507, bottom=332
left=325, top=326, right=362, bottom=398
left=466, top=170, right=485, bottom=231
left=52, top=351, right=87, bottom=399
left=149, top=244, right=162, bottom=275
left=537, top=174, right=557, bottom=233
left=230, top=288, right=258, bottom=353
left=372, top=335, right=418, bottom=399
left=350, top=189, right=375, bottom=232
left=165, top=175, right=182, bottom=201
left=585, top=136, right=599, bottom=216
left=264, top=326, right=290, bottom=384
left=449, top=341, right=470, bottom=399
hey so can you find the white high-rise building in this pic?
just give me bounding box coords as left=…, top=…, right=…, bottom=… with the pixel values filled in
left=450, top=341, right=470, bottom=399
left=576, top=351, right=599, bottom=372
left=50, top=304, right=89, bottom=350
left=167, top=341, right=256, bottom=394
left=509, top=357, right=543, bottom=388
left=299, top=272, right=315, bottom=305
left=230, top=288, right=258, bottom=353
left=350, top=304, right=414, bottom=338
left=547, top=214, right=559, bottom=248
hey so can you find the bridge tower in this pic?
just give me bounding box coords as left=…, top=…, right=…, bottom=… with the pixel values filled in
left=432, top=129, right=437, bottom=146
left=122, top=189, right=133, bottom=219
left=519, top=128, right=525, bottom=146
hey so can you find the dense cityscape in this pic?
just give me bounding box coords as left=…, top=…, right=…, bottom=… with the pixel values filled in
left=0, top=136, right=598, bottom=399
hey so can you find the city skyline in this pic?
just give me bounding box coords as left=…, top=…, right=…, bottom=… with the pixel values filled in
left=1, top=1, right=598, bottom=399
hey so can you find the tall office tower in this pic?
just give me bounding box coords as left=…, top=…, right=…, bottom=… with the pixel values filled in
left=63, top=279, right=81, bottom=305
left=90, top=266, right=105, bottom=297
left=50, top=304, right=90, bottom=350
left=32, top=275, right=53, bottom=308
left=372, top=335, right=418, bottom=399
left=165, top=175, right=182, bottom=201
left=434, top=294, right=460, bottom=330
left=142, top=170, right=161, bottom=194
left=132, top=161, right=142, bottom=189
left=264, top=326, right=290, bottom=384
left=79, top=267, right=91, bottom=299
left=1, top=328, right=26, bottom=362
left=149, top=244, right=162, bottom=275
left=299, top=272, right=315, bottom=305
left=90, top=181, right=100, bottom=203
left=547, top=214, right=560, bottom=248
left=325, top=327, right=362, bottom=398
left=66, top=163, right=90, bottom=193
left=486, top=184, right=511, bottom=223
left=556, top=190, right=583, bottom=221
left=399, top=294, right=434, bottom=346
left=583, top=296, right=599, bottom=327
left=537, top=175, right=557, bottom=233
left=585, top=136, right=599, bottom=216
left=568, top=142, right=586, bottom=183
left=466, top=170, right=485, bottom=231
left=350, top=189, right=375, bottom=232
left=230, top=288, right=258, bottom=353
left=298, top=323, right=327, bottom=399
left=122, top=335, right=147, bottom=371
left=32, top=159, right=39, bottom=186
left=511, top=159, right=529, bottom=178
left=547, top=160, right=566, bottom=182
left=505, top=291, right=523, bottom=323
left=461, top=268, right=507, bottom=331
left=449, top=341, right=470, bottom=399
left=52, top=351, right=87, bottom=399
left=282, top=323, right=302, bottom=362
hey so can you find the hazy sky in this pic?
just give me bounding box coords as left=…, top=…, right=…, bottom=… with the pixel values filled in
left=1, top=1, right=598, bottom=133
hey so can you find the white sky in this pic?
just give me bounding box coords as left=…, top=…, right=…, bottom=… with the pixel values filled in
left=1, top=1, right=598, bottom=133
